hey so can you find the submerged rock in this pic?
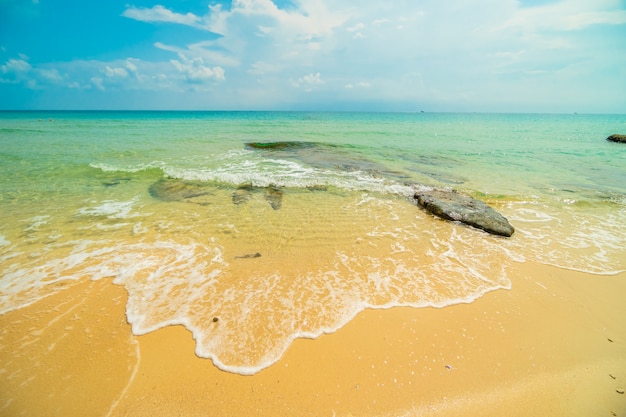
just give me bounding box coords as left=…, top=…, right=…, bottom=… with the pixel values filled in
left=232, top=188, right=253, bottom=205
left=264, top=186, right=283, bottom=210
left=414, top=190, right=515, bottom=237
left=231, top=184, right=285, bottom=209
left=246, top=141, right=411, bottom=184
left=607, top=134, right=626, bottom=143
left=103, top=178, right=131, bottom=187
left=306, top=184, right=328, bottom=192
left=149, top=178, right=214, bottom=205
left=245, top=141, right=321, bottom=150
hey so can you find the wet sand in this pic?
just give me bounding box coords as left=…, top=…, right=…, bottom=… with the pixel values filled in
left=1, top=261, right=625, bottom=417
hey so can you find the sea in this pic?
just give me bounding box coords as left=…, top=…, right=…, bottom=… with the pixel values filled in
left=1, top=111, right=625, bottom=374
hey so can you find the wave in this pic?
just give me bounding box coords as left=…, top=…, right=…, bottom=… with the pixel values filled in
left=0, top=192, right=516, bottom=375
left=90, top=152, right=424, bottom=198
left=0, top=229, right=511, bottom=375
left=75, top=198, right=142, bottom=219
left=3, top=141, right=623, bottom=375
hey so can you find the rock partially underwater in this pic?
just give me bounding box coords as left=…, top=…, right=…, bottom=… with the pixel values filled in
left=414, top=190, right=515, bottom=237
left=246, top=141, right=411, bottom=183
left=245, top=141, right=321, bottom=150
left=231, top=187, right=253, bottom=205
left=148, top=178, right=215, bottom=205
left=264, top=186, right=284, bottom=210
left=231, top=183, right=283, bottom=210
left=149, top=178, right=285, bottom=210
left=149, top=144, right=516, bottom=236
left=607, top=134, right=626, bottom=144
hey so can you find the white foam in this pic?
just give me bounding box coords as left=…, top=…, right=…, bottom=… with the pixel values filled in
left=2, top=181, right=624, bottom=376
left=89, top=161, right=166, bottom=173
left=160, top=156, right=418, bottom=197
left=0, top=239, right=226, bottom=315
left=0, top=235, right=10, bottom=247
left=500, top=201, right=626, bottom=274
left=76, top=198, right=139, bottom=219
left=24, top=215, right=51, bottom=232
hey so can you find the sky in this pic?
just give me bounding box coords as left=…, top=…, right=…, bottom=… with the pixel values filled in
left=1, top=0, right=625, bottom=112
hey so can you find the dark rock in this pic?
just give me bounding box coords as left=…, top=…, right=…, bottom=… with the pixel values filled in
left=307, top=184, right=328, bottom=192
left=232, top=188, right=252, bottom=205
left=103, top=178, right=131, bottom=187
left=231, top=183, right=286, bottom=208
left=149, top=178, right=214, bottom=205
left=607, top=134, right=626, bottom=143
left=245, top=141, right=320, bottom=150
left=246, top=141, right=410, bottom=183
left=235, top=252, right=262, bottom=259
left=264, top=186, right=283, bottom=210
left=414, top=190, right=515, bottom=237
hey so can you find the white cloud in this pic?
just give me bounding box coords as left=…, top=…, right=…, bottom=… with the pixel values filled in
left=154, top=41, right=239, bottom=68
left=1, top=58, right=32, bottom=74
left=292, top=72, right=323, bottom=91
left=497, top=0, right=626, bottom=33
left=122, top=5, right=202, bottom=28
left=206, top=0, right=348, bottom=41
left=301, top=72, right=322, bottom=84
left=170, top=55, right=225, bottom=83
left=248, top=61, right=280, bottom=75
left=37, top=68, right=63, bottom=82
left=3, top=0, right=626, bottom=111
left=346, top=22, right=365, bottom=39
left=126, top=59, right=139, bottom=73
left=105, top=66, right=128, bottom=78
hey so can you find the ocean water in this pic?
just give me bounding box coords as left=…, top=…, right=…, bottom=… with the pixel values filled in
left=1, top=111, right=625, bottom=374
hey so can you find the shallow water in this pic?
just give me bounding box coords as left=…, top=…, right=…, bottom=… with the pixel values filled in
left=1, top=111, right=625, bottom=373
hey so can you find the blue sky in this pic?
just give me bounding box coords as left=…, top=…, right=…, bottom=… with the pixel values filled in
left=1, top=0, right=625, bottom=112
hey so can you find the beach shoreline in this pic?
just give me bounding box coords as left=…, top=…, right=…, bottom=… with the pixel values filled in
left=1, top=261, right=625, bottom=417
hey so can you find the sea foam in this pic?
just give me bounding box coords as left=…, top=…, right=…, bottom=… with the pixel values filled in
left=76, top=198, right=140, bottom=219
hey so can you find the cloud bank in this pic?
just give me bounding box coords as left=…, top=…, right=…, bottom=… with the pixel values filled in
left=1, top=0, right=625, bottom=111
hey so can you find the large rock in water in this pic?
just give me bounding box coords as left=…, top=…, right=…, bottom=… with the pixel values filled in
left=414, top=190, right=515, bottom=237
left=607, top=134, right=626, bottom=143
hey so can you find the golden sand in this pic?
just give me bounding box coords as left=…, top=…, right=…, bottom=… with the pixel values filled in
left=1, top=262, right=625, bottom=417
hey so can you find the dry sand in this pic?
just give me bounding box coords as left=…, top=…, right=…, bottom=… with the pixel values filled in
left=1, top=261, right=625, bottom=417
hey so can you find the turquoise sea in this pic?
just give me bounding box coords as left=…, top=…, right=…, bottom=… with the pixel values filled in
left=1, top=111, right=625, bottom=374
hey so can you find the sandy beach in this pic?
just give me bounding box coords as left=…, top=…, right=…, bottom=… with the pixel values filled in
left=1, top=260, right=625, bottom=417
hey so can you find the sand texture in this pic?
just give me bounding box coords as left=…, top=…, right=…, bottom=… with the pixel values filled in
left=1, top=262, right=626, bottom=417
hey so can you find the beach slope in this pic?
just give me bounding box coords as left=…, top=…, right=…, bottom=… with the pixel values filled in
left=1, top=263, right=625, bottom=417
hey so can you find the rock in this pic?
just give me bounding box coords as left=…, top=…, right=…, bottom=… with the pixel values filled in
left=617, top=388, right=625, bottom=394
left=246, top=141, right=411, bottom=183
left=231, top=183, right=285, bottom=209
left=414, top=190, right=515, bottom=237
left=307, top=184, right=328, bottom=192
left=264, top=186, right=283, bottom=210
left=607, top=134, right=626, bottom=143
left=232, top=188, right=252, bottom=205
left=103, top=178, right=131, bottom=187
left=149, top=178, right=214, bottom=205
left=245, top=141, right=318, bottom=150
left=235, top=252, right=262, bottom=259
